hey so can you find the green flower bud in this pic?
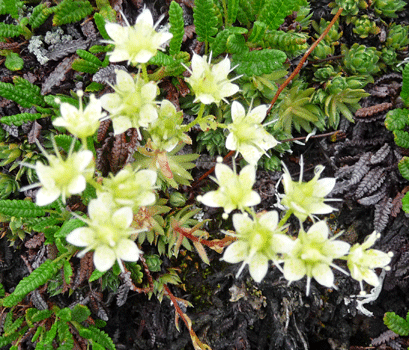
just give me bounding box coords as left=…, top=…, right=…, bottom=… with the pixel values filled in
left=169, top=192, right=187, bottom=207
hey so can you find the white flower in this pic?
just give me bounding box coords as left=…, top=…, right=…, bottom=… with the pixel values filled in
left=104, top=8, right=173, bottom=65
left=184, top=53, right=240, bottom=105
left=100, top=70, right=159, bottom=135
left=66, top=193, right=142, bottom=272
left=347, top=231, right=393, bottom=291
left=223, top=211, right=294, bottom=282
left=21, top=139, right=94, bottom=206
left=278, top=157, right=337, bottom=223
left=226, top=101, right=278, bottom=165
left=198, top=163, right=260, bottom=216
left=100, top=164, right=157, bottom=211
left=282, top=220, right=351, bottom=295
left=53, top=91, right=104, bottom=139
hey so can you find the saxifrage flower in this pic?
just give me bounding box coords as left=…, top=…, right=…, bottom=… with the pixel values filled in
left=66, top=193, right=142, bottom=272
left=282, top=220, right=351, bottom=295
left=104, top=8, right=173, bottom=66
left=226, top=101, right=278, bottom=165
left=184, top=53, right=240, bottom=105
left=347, top=230, right=393, bottom=291
left=278, top=157, right=337, bottom=223
left=100, top=70, right=159, bottom=135
left=198, top=162, right=260, bottom=217
left=53, top=91, right=104, bottom=140
left=223, top=211, right=294, bottom=282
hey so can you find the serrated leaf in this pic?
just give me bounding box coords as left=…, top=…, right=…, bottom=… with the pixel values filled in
left=384, top=312, right=409, bottom=336
left=76, top=49, right=103, bottom=66
left=169, top=1, right=184, bottom=56
left=258, top=0, right=302, bottom=31
left=399, top=157, right=409, bottom=181
left=55, top=218, right=86, bottom=238
left=0, top=200, right=46, bottom=218
left=394, top=130, right=409, bottom=148
left=72, top=58, right=101, bottom=74
left=89, top=269, right=106, bottom=282
left=3, top=260, right=58, bottom=307
left=71, top=304, right=91, bottom=323
left=29, top=3, right=52, bottom=29
left=93, top=12, right=111, bottom=40
left=5, top=52, right=24, bottom=71
left=85, top=82, right=105, bottom=92
left=1, top=113, right=42, bottom=126
left=193, top=0, right=218, bottom=44
left=385, top=108, right=409, bottom=131
left=54, top=134, right=82, bottom=153
left=232, top=49, right=286, bottom=76
left=53, top=0, right=93, bottom=26
left=0, top=23, right=22, bottom=39
left=81, top=326, right=115, bottom=350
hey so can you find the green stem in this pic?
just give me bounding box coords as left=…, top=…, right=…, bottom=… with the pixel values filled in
left=86, top=177, right=104, bottom=192
left=141, top=63, right=149, bottom=82
left=221, top=0, right=228, bottom=26
left=278, top=210, right=292, bottom=228
left=182, top=103, right=206, bottom=131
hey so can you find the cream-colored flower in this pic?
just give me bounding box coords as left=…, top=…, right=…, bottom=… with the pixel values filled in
left=21, top=139, right=94, bottom=206
left=278, top=157, right=337, bottom=223
left=104, top=8, right=173, bottom=65
left=100, top=164, right=157, bottom=211
left=282, top=220, right=351, bottom=295
left=223, top=211, right=294, bottom=282
left=53, top=91, right=104, bottom=139
left=184, top=53, right=240, bottom=105
left=347, top=231, right=393, bottom=291
left=66, top=193, right=142, bottom=272
left=100, top=70, right=159, bottom=135
left=226, top=101, right=278, bottom=165
left=198, top=163, right=260, bottom=217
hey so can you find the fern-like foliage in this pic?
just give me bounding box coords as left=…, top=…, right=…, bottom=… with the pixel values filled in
left=0, top=76, right=45, bottom=109
left=72, top=49, right=106, bottom=74
left=193, top=0, right=219, bottom=45
left=79, top=326, right=116, bottom=350
left=53, top=0, right=93, bottom=26
left=93, top=12, right=111, bottom=40
left=247, top=21, right=267, bottom=43
left=264, top=30, right=309, bottom=54
left=384, top=311, right=409, bottom=336
left=401, top=63, right=409, bottom=106
left=2, top=260, right=59, bottom=307
left=1, top=0, right=21, bottom=19
left=394, top=130, right=409, bottom=148
left=0, top=23, right=22, bottom=41
left=227, top=0, right=239, bottom=25
left=29, top=3, right=53, bottom=29
left=232, top=48, right=287, bottom=76
left=385, top=108, right=408, bottom=131
left=0, top=113, right=43, bottom=126
left=95, top=0, right=116, bottom=22
left=210, top=27, right=248, bottom=57
left=168, top=1, right=184, bottom=56
left=398, top=157, right=409, bottom=181
left=270, top=84, right=324, bottom=134
left=258, top=0, right=303, bottom=30
left=0, top=199, right=47, bottom=218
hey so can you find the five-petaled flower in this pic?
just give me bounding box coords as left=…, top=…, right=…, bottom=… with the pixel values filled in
left=53, top=91, right=104, bottom=140
left=198, top=162, right=260, bottom=217
left=66, top=193, right=142, bottom=272
left=226, top=101, right=278, bottom=165
left=104, top=8, right=173, bottom=66
left=22, top=140, right=94, bottom=206
left=184, top=53, right=240, bottom=105
left=223, top=211, right=293, bottom=282
left=347, top=230, right=393, bottom=291
left=100, top=164, right=157, bottom=211
left=100, top=70, right=159, bottom=135
left=282, top=220, right=351, bottom=296
left=278, top=157, right=337, bottom=223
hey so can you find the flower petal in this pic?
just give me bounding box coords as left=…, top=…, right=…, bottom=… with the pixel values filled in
left=249, top=253, right=268, bottom=283
left=223, top=241, right=248, bottom=263
left=94, top=245, right=116, bottom=271
left=66, top=227, right=95, bottom=247
left=284, top=258, right=306, bottom=282
left=115, top=239, right=141, bottom=261
left=312, top=263, right=334, bottom=287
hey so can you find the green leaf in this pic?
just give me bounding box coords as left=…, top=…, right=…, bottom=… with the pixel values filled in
left=29, top=3, right=53, bottom=29
left=0, top=23, right=22, bottom=40
left=56, top=308, right=72, bottom=322
left=95, top=0, right=116, bottom=22
left=0, top=199, right=46, bottom=218
left=85, top=82, right=105, bottom=92
left=226, top=33, right=247, bottom=54
left=0, top=78, right=44, bottom=108
left=5, top=52, right=24, bottom=71
left=55, top=218, right=86, bottom=238
left=80, top=326, right=115, bottom=350
left=72, top=58, right=101, bottom=74
left=3, top=0, right=20, bottom=19
left=232, top=49, right=287, bottom=76
left=258, top=0, right=302, bottom=30
left=1, top=113, right=42, bottom=126
left=385, top=108, right=409, bottom=131
left=169, top=1, right=184, bottom=56
left=227, top=0, right=239, bottom=25
left=54, top=134, right=82, bottom=153
left=63, top=260, right=73, bottom=284
left=402, top=192, right=409, bottom=213
left=26, top=309, right=53, bottom=327
left=401, top=63, right=409, bottom=105
left=394, top=130, right=409, bottom=148
left=247, top=21, right=267, bottom=43
left=89, top=269, right=106, bottom=282
left=93, top=12, right=111, bottom=40
left=193, top=0, right=218, bottom=44
left=76, top=49, right=103, bottom=66
left=53, top=0, right=93, bottom=26
left=399, top=157, right=409, bottom=181
left=384, top=311, right=409, bottom=336
left=3, top=260, right=58, bottom=307
left=71, top=304, right=91, bottom=323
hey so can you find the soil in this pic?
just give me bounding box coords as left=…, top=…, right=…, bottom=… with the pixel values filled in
left=1, top=0, right=409, bottom=349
